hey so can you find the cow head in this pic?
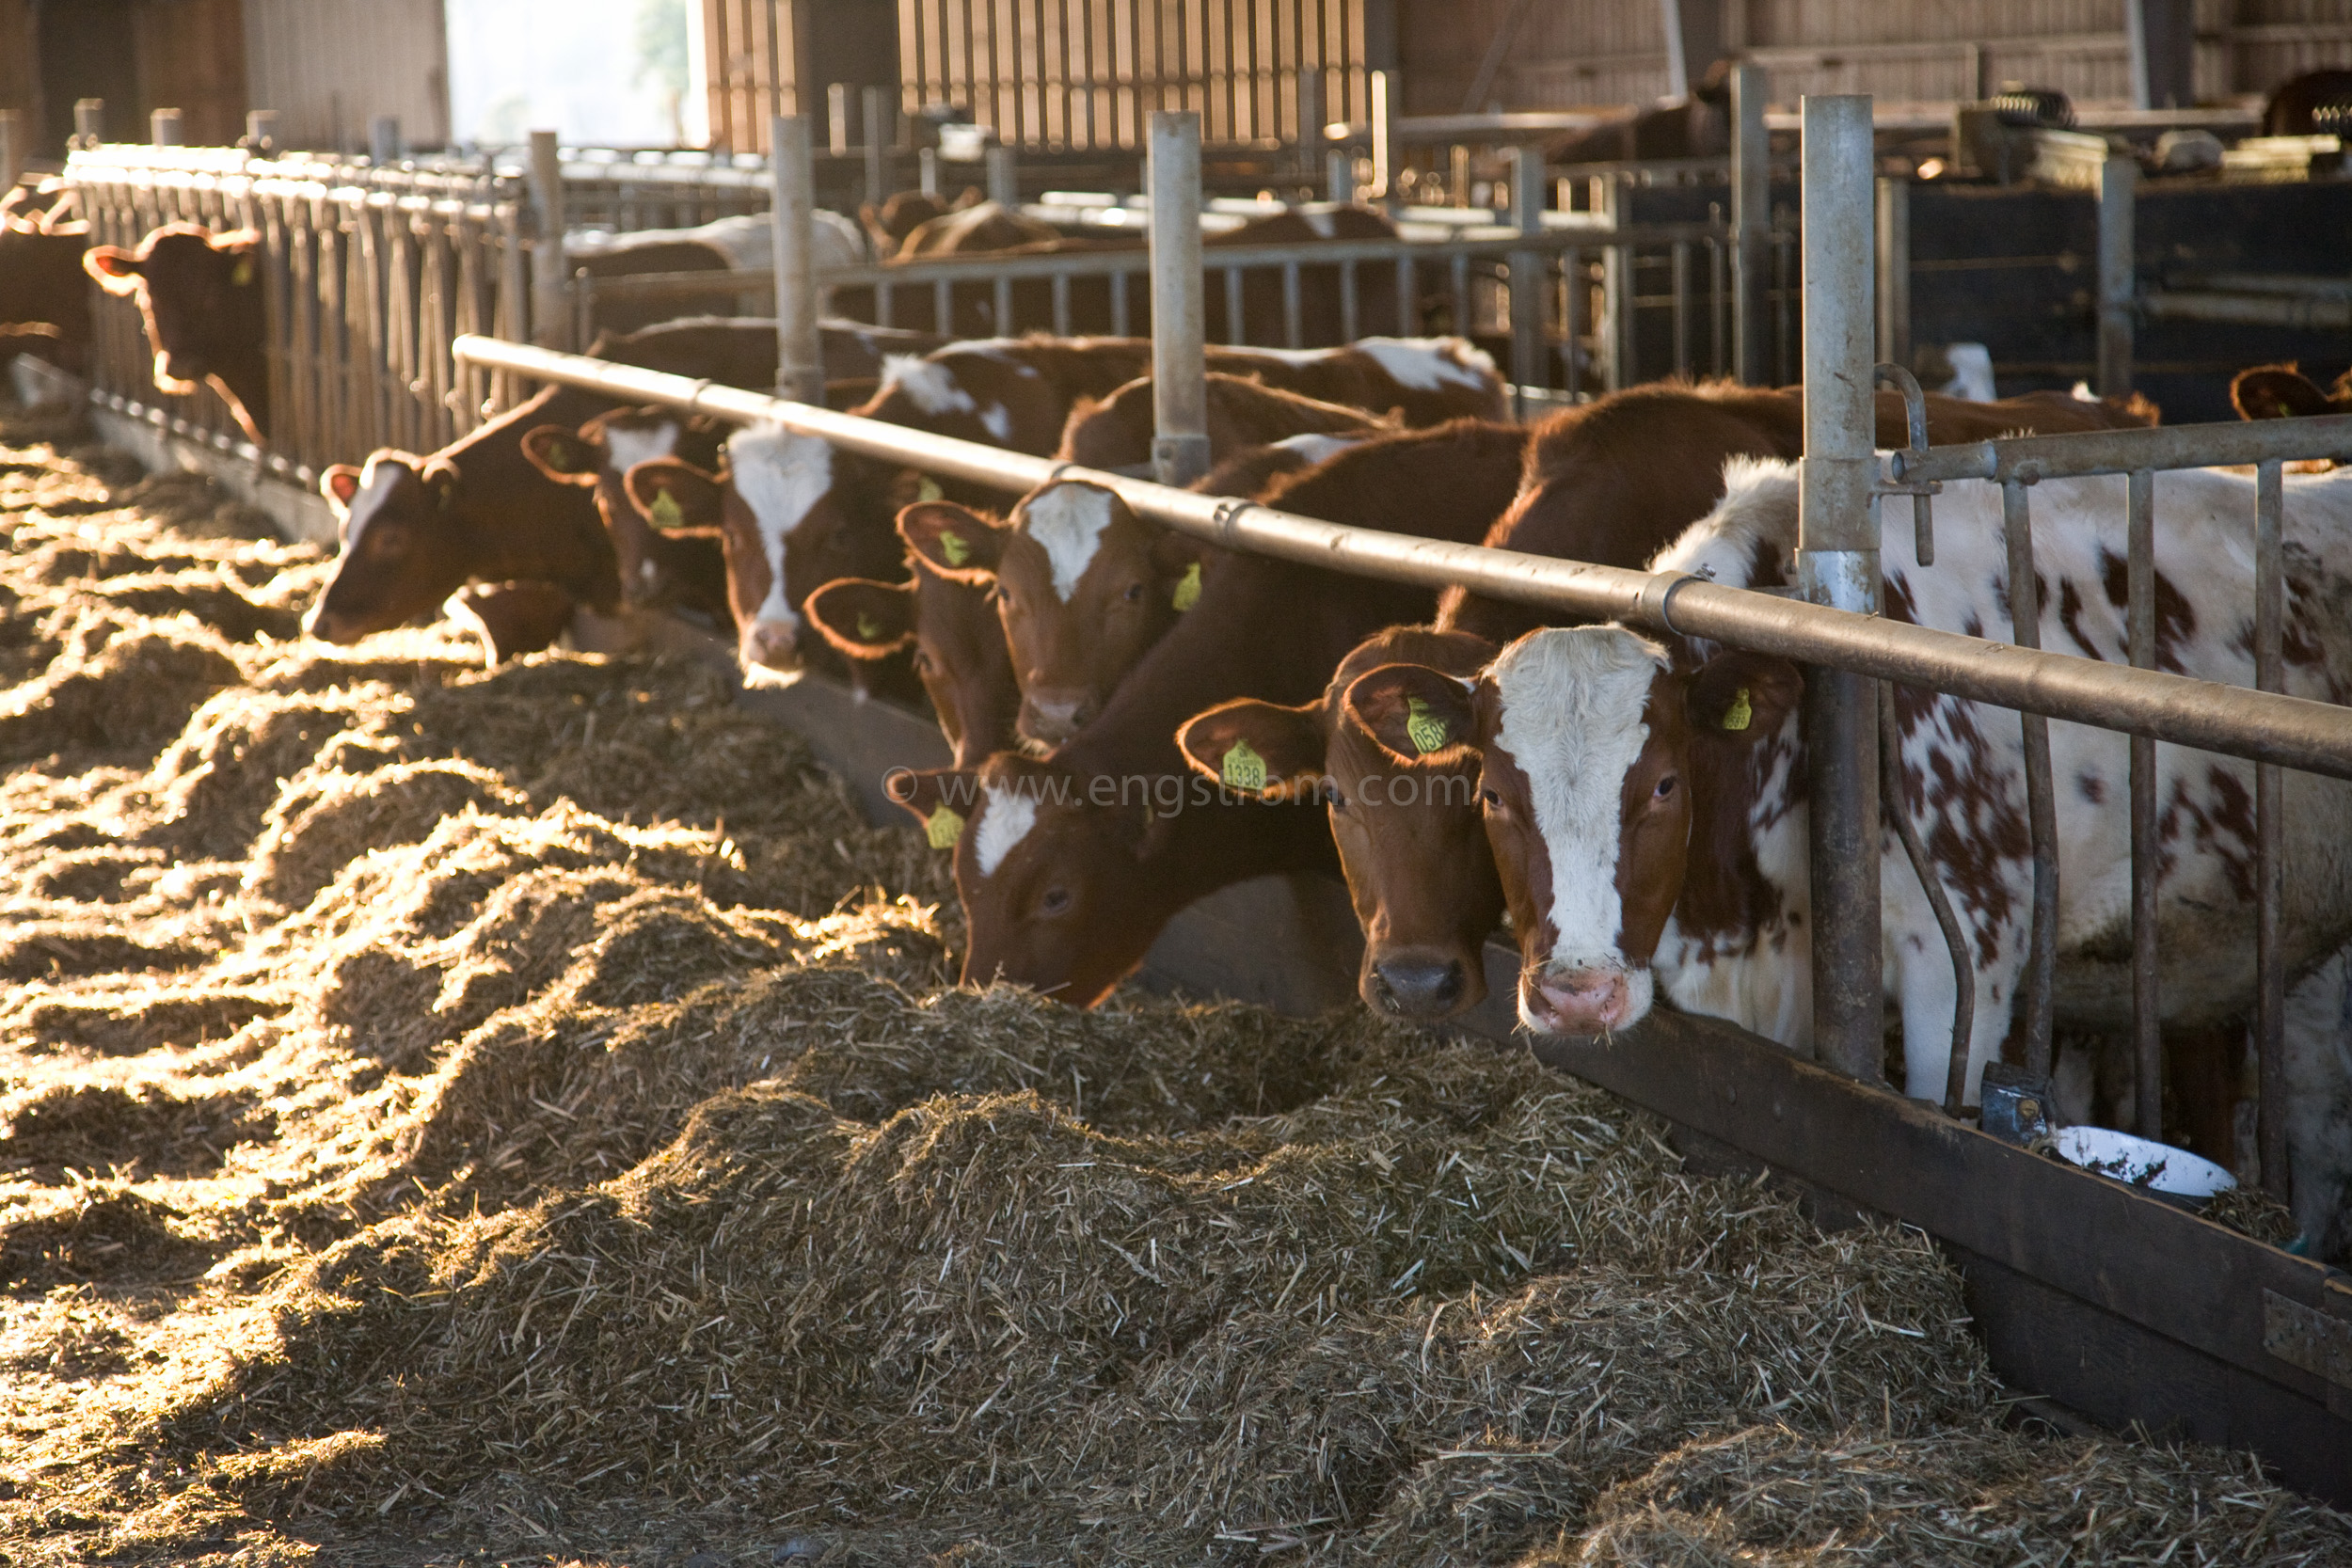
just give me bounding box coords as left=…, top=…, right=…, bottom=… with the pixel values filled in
left=1179, top=626, right=1499, bottom=1021
left=888, top=752, right=1159, bottom=1006
left=806, top=558, right=1019, bottom=768
left=303, top=453, right=466, bottom=642
left=626, top=422, right=913, bottom=678
left=84, top=225, right=266, bottom=441
left=2232, top=362, right=2352, bottom=420
left=1345, top=626, right=1801, bottom=1037
left=522, top=407, right=715, bottom=610
left=906, top=483, right=1201, bottom=746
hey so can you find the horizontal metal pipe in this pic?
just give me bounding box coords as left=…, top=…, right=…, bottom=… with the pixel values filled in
left=2141, top=289, right=2352, bottom=329
left=452, top=335, right=2352, bottom=781
left=1898, top=410, right=2352, bottom=484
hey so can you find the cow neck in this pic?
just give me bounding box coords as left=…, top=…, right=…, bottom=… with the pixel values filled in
left=1126, top=787, right=1341, bottom=920
left=1669, top=720, right=1801, bottom=947
left=454, top=382, right=619, bottom=594
left=1057, top=420, right=1531, bottom=781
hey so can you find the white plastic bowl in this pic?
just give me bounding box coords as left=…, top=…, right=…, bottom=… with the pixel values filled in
left=2052, top=1125, right=2237, bottom=1199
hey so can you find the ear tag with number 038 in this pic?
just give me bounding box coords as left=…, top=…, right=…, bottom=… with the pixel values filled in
left=917, top=475, right=945, bottom=503
left=1170, top=561, right=1201, bottom=612
left=1405, top=695, right=1450, bottom=754
left=925, top=803, right=965, bottom=848
left=1722, top=687, right=1753, bottom=732
left=1220, top=738, right=1267, bottom=792
left=938, top=528, right=970, bottom=567
left=649, top=488, right=684, bottom=530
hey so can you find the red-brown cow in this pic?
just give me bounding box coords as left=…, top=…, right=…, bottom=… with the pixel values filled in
left=887, top=419, right=1534, bottom=1005
left=85, top=224, right=269, bottom=442
left=2232, top=362, right=2352, bottom=420
left=0, top=181, right=90, bottom=376
left=1055, top=370, right=1395, bottom=475
left=517, top=405, right=734, bottom=625
left=1178, top=625, right=1499, bottom=1018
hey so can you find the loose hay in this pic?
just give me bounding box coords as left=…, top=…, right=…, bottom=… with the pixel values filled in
left=0, top=432, right=2344, bottom=1568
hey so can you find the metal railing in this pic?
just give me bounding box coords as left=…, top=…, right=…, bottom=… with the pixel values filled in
left=69, top=144, right=536, bottom=482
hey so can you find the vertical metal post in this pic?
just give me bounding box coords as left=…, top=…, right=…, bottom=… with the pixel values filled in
left=150, top=108, right=183, bottom=147
left=528, top=130, right=570, bottom=351
left=863, top=87, right=891, bottom=212
left=2128, top=467, right=2163, bottom=1139
left=2005, top=477, right=2059, bottom=1082
left=1296, top=70, right=1325, bottom=185
left=1370, top=70, right=1396, bottom=205
left=2256, top=459, right=2289, bottom=1198
left=1875, top=175, right=1910, bottom=370
left=1328, top=146, right=1355, bottom=204
left=918, top=146, right=940, bottom=198
left=986, top=144, right=1018, bottom=207
left=0, top=111, right=19, bottom=191
left=72, top=99, right=103, bottom=150
left=1148, top=111, right=1209, bottom=487
left=2127, top=0, right=2197, bottom=111
left=1509, top=145, right=1546, bottom=418
left=244, top=110, right=278, bottom=153
left=1731, top=65, right=1771, bottom=385
left=372, top=116, right=403, bottom=164
left=1798, top=94, right=1883, bottom=1084
left=2098, top=153, right=2136, bottom=398
left=771, top=115, right=824, bottom=404
left=828, top=84, right=852, bottom=155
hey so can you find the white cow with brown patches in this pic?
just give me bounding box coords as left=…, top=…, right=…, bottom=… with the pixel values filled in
left=1350, top=455, right=2352, bottom=1107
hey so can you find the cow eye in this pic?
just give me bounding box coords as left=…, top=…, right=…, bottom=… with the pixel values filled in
left=911, top=648, right=935, bottom=676
left=1653, top=774, right=1678, bottom=801
left=1122, top=581, right=1143, bottom=603
left=1327, top=784, right=1348, bottom=811
left=1479, top=786, right=1501, bottom=809
left=1039, top=886, right=1073, bottom=916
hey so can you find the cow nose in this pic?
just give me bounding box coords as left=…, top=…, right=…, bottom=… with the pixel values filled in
left=302, top=600, right=349, bottom=643
left=1368, top=957, right=1468, bottom=1019
left=1526, top=965, right=1633, bottom=1035
left=739, top=620, right=802, bottom=673
left=1019, top=689, right=1092, bottom=744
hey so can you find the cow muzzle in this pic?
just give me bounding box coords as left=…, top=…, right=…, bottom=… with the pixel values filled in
left=1364, top=953, right=1476, bottom=1020
left=1521, top=962, right=1643, bottom=1036
left=739, top=619, right=803, bottom=676
left=302, top=599, right=358, bottom=644
left=1018, top=688, right=1094, bottom=745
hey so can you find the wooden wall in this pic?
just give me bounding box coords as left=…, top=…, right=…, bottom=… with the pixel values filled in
left=242, top=0, right=449, bottom=152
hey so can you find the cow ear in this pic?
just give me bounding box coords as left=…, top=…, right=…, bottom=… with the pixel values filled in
left=519, top=424, right=604, bottom=483
left=1149, top=528, right=1208, bottom=583
left=320, top=464, right=364, bottom=510
left=899, top=499, right=1008, bottom=582
left=884, top=767, right=978, bottom=850
left=805, top=578, right=916, bottom=658
left=84, top=245, right=144, bottom=293
left=1686, top=651, right=1804, bottom=743
left=1343, top=663, right=1479, bottom=766
left=2232, top=365, right=2333, bottom=420
left=40, top=216, right=87, bottom=239
left=626, top=459, right=725, bottom=533
left=1176, top=698, right=1327, bottom=800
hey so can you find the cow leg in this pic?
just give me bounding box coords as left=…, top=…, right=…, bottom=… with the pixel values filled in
left=2164, top=1018, right=2245, bottom=1166
left=2285, top=950, right=2352, bottom=1259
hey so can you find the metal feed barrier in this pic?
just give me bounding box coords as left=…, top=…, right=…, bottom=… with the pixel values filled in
left=452, top=98, right=2352, bottom=1498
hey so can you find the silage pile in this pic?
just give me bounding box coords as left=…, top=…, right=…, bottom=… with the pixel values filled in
left=0, top=424, right=2344, bottom=1568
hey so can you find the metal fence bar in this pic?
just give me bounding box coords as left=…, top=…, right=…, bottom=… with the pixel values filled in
left=2004, top=477, right=2060, bottom=1082
left=1149, top=111, right=1210, bottom=487
left=2099, top=154, right=2137, bottom=398
left=455, top=336, right=2352, bottom=781
left=2257, top=459, right=2289, bottom=1197
left=2128, top=467, right=2162, bottom=1140
left=771, top=115, right=823, bottom=403
left=1899, top=414, right=2352, bottom=484
left=1509, top=146, right=1545, bottom=417
left=1799, top=94, right=1884, bottom=1085
left=1732, top=65, right=1771, bottom=385
left=528, top=131, right=567, bottom=350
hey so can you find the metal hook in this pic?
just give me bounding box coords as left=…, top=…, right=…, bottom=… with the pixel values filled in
left=1873, top=361, right=1942, bottom=567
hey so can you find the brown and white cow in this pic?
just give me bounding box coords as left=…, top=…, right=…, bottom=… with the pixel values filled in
left=85, top=224, right=269, bottom=442
left=562, top=211, right=867, bottom=335
left=1178, top=625, right=1499, bottom=1019
left=517, top=405, right=735, bottom=624
left=1352, top=455, right=2352, bottom=1107
left=1055, top=370, right=1394, bottom=476
left=887, top=418, right=1536, bottom=1004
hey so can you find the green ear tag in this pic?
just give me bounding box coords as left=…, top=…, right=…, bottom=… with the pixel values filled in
left=917, top=475, right=946, bottom=503
left=1221, top=738, right=1268, bottom=792
left=1405, top=695, right=1450, bottom=755
left=855, top=612, right=883, bottom=641
left=937, top=528, right=970, bottom=567
left=1722, top=687, right=1753, bottom=732
left=1171, top=560, right=1202, bottom=612
left=650, top=488, right=684, bottom=529
left=926, top=803, right=965, bottom=848
left=231, top=258, right=255, bottom=287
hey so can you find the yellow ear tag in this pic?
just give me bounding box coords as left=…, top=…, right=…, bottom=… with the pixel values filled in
left=937, top=528, right=970, bottom=567
left=1220, top=738, right=1268, bottom=792
left=925, top=803, right=965, bottom=848
left=916, top=475, right=945, bottom=503
left=1722, top=687, right=1753, bottom=732
left=231, top=258, right=255, bottom=287
left=1405, top=695, right=1450, bottom=755
left=855, top=612, right=883, bottom=641
left=1170, top=560, right=1201, bottom=612
left=649, top=488, right=684, bottom=529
